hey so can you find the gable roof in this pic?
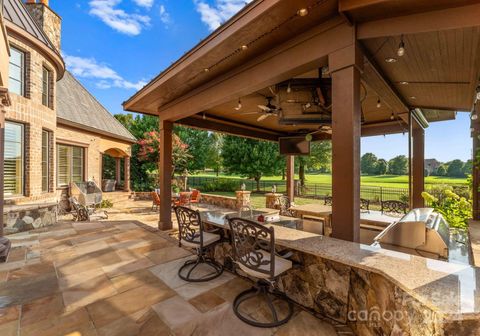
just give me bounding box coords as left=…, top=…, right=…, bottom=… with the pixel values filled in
left=56, top=71, right=136, bottom=143
left=3, top=0, right=58, bottom=53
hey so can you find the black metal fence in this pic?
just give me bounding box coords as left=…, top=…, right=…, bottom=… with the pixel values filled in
left=187, top=175, right=469, bottom=207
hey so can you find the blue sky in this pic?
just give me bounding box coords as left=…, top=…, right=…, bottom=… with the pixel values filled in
left=53, top=0, right=471, bottom=163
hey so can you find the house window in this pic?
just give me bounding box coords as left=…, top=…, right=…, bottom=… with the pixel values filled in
left=57, top=144, right=84, bottom=187
left=9, top=47, right=25, bottom=96
left=4, top=122, right=24, bottom=196
left=42, top=67, right=51, bottom=107
left=42, top=130, right=50, bottom=192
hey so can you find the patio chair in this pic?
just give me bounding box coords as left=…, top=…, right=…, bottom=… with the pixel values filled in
left=174, top=192, right=191, bottom=207
left=174, top=206, right=223, bottom=282
left=275, top=195, right=296, bottom=217
left=190, top=189, right=201, bottom=204
left=151, top=191, right=161, bottom=211
left=69, top=197, right=90, bottom=221
left=324, top=196, right=333, bottom=206
left=228, top=217, right=293, bottom=328
left=381, top=200, right=408, bottom=215
left=360, top=198, right=370, bottom=213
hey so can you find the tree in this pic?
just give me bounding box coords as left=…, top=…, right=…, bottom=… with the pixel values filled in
left=376, top=159, right=388, bottom=175
left=175, top=126, right=213, bottom=172
left=137, top=131, right=192, bottom=176
left=436, top=165, right=447, bottom=176
left=205, top=132, right=224, bottom=176
left=462, top=160, right=472, bottom=177
left=361, top=153, right=379, bottom=175
left=388, top=155, right=408, bottom=175
left=446, top=159, right=465, bottom=177
left=221, top=136, right=283, bottom=191
left=297, top=141, right=331, bottom=186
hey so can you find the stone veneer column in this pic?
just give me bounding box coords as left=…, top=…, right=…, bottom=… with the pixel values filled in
left=235, top=191, right=251, bottom=210
left=265, top=193, right=283, bottom=209
left=124, top=156, right=131, bottom=192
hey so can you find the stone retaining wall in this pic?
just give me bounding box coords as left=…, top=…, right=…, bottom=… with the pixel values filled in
left=3, top=203, right=58, bottom=235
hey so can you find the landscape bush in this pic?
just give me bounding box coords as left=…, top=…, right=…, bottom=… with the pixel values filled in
left=200, top=179, right=239, bottom=192
left=422, top=189, right=471, bottom=229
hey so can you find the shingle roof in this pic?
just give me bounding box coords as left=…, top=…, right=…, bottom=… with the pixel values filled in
left=3, top=0, right=58, bottom=53
left=56, top=71, right=136, bottom=143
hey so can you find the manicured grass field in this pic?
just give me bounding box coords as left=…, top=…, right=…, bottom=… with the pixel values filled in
left=193, top=172, right=467, bottom=188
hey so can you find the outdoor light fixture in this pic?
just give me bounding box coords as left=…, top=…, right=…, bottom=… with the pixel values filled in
left=471, top=127, right=475, bottom=133
left=377, top=99, right=381, bottom=108
left=476, top=86, right=480, bottom=101
left=287, top=82, right=292, bottom=93
left=202, top=113, right=206, bottom=120
left=234, top=99, right=242, bottom=111
left=297, top=8, right=309, bottom=17
left=385, top=57, right=398, bottom=63
left=410, top=96, right=416, bottom=100
left=204, top=68, right=209, bottom=73
left=399, top=81, right=409, bottom=85
left=390, top=113, right=395, bottom=120
left=472, top=113, right=478, bottom=121
left=397, top=35, right=406, bottom=57
left=241, top=45, right=248, bottom=51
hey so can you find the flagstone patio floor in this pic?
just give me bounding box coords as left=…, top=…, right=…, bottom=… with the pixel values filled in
left=0, top=219, right=339, bottom=336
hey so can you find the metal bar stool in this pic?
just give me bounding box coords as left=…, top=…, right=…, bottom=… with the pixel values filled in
left=228, top=217, right=293, bottom=328
left=174, top=206, right=223, bottom=282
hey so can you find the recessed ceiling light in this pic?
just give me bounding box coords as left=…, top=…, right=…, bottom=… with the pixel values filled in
left=385, top=57, right=397, bottom=63
left=241, top=45, right=248, bottom=51
left=399, top=81, right=409, bottom=85
left=203, top=68, right=210, bottom=73
left=410, top=96, right=416, bottom=100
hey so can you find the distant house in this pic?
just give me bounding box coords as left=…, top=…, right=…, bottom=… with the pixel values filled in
left=425, top=159, right=441, bottom=174
left=2, top=0, right=135, bottom=228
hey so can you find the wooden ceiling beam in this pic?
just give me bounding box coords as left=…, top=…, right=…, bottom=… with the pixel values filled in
left=357, top=3, right=480, bottom=39
left=154, top=17, right=353, bottom=122
left=361, top=121, right=408, bottom=137
left=176, top=115, right=283, bottom=142
left=339, top=0, right=390, bottom=13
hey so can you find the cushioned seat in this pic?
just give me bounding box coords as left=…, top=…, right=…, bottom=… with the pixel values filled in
left=238, top=249, right=292, bottom=279
left=181, top=231, right=220, bottom=248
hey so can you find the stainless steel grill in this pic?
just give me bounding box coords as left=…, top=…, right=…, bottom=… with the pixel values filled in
left=373, top=208, right=450, bottom=259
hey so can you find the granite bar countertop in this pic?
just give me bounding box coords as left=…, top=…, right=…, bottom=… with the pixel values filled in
left=200, top=209, right=480, bottom=320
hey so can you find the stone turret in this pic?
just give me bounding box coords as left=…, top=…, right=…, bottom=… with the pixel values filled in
left=25, top=0, right=61, bottom=51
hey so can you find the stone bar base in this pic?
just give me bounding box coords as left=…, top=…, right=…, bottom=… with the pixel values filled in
left=235, top=191, right=251, bottom=210
left=212, top=241, right=478, bottom=336
left=3, top=203, right=58, bottom=235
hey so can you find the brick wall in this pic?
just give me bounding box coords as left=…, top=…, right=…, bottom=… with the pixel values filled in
left=4, top=34, right=57, bottom=205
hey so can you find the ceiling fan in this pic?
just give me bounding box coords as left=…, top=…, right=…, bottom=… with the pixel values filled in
left=240, top=96, right=282, bottom=121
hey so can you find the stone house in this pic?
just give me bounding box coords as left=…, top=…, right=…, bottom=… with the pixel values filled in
left=2, top=0, right=135, bottom=233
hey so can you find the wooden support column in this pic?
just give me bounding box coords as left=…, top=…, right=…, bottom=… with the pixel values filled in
left=410, top=115, right=425, bottom=208
left=159, top=120, right=173, bottom=230
left=473, top=105, right=480, bottom=220
left=115, top=158, right=121, bottom=188
left=286, top=155, right=295, bottom=201
left=124, top=156, right=131, bottom=192
left=329, top=44, right=362, bottom=242
left=0, top=102, right=5, bottom=237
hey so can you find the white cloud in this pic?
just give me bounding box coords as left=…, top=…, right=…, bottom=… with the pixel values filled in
left=194, top=0, right=252, bottom=31
left=64, top=54, right=147, bottom=91
left=89, top=0, right=151, bottom=36
left=159, top=4, right=171, bottom=25
left=133, top=0, right=154, bottom=9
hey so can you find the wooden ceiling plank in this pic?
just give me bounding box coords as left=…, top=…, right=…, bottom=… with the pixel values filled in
left=357, top=3, right=480, bottom=39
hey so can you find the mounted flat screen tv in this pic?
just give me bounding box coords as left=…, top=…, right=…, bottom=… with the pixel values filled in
left=279, top=136, right=311, bottom=156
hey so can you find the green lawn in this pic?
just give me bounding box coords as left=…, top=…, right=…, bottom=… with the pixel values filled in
left=192, top=172, right=467, bottom=188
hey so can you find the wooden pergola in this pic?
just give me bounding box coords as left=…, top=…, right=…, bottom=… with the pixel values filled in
left=124, top=0, right=480, bottom=242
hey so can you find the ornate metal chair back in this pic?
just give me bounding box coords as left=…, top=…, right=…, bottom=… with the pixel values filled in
left=360, top=198, right=370, bottom=212
left=174, top=206, right=204, bottom=248
left=381, top=200, right=408, bottom=215
left=228, top=217, right=275, bottom=279
left=324, top=196, right=333, bottom=206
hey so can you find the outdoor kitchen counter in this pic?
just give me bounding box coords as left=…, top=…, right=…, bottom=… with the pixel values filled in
left=201, top=209, right=480, bottom=323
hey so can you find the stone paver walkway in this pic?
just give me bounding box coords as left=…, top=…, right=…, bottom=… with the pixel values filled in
left=0, top=220, right=337, bottom=336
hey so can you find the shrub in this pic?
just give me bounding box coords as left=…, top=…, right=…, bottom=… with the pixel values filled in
left=200, top=179, right=239, bottom=192
left=98, top=199, right=113, bottom=209
left=421, top=189, right=471, bottom=229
